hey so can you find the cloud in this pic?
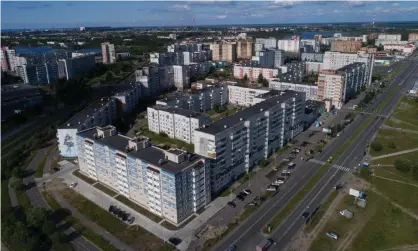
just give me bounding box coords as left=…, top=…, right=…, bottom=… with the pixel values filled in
left=347, top=1, right=366, bottom=8
left=392, top=3, right=400, bottom=7
left=169, top=4, right=191, bottom=11
left=214, top=15, right=227, bottom=19
left=16, top=3, right=52, bottom=10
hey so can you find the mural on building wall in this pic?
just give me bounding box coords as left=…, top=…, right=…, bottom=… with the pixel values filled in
left=58, top=129, right=78, bottom=158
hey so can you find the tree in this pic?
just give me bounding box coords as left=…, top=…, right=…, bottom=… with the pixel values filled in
left=371, top=142, right=383, bottom=152
left=27, top=207, right=48, bottom=227
left=262, top=78, right=269, bottom=88
left=257, top=74, right=264, bottom=84
left=13, top=179, right=25, bottom=191
left=243, top=74, right=249, bottom=82
left=12, top=167, right=24, bottom=178
left=394, top=159, right=411, bottom=173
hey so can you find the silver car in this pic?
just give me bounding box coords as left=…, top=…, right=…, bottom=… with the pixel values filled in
left=326, top=231, right=338, bottom=240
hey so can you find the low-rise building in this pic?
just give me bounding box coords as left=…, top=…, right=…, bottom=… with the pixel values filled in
left=301, top=53, right=324, bottom=62
left=268, top=79, right=318, bottom=100
left=194, top=90, right=306, bottom=193
left=305, top=62, right=323, bottom=73
left=233, top=64, right=279, bottom=81
left=77, top=126, right=210, bottom=224
left=147, top=105, right=211, bottom=143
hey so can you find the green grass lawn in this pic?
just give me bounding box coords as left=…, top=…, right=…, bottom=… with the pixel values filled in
left=73, top=170, right=97, bottom=184
left=15, top=186, right=32, bottom=211
left=346, top=193, right=418, bottom=251
left=370, top=130, right=418, bottom=157
left=385, top=97, right=418, bottom=131
left=60, top=188, right=172, bottom=251
left=94, top=183, right=118, bottom=197
left=35, top=155, right=48, bottom=178
left=42, top=191, right=120, bottom=251
left=371, top=174, right=418, bottom=215
left=372, top=166, right=418, bottom=186
left=371, top=151, right=418, bottom=166
left=304, top=191, right=338, bottom=233
left=114, top=195, right=163, bottom=223
left=140, top=130, right=194, bottom=152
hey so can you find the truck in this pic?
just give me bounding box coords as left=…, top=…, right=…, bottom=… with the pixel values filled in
left=256, top=239, right=273, bottom=251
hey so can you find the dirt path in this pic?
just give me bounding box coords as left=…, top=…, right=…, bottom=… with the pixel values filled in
left=372, top=188, right=418, bottom=221
left=336, top=207, right=377, bottom=251
left=377, top=244, right=418, bottom=251
left=373, top=175, right=418, bottom=188
left=371, top=148, right=418, bottom=160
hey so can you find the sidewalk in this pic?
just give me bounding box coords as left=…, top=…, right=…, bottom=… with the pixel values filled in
left=381, top=125, right=418, bottom=135
left=371, top=148, right=418, bottom=160
left=52, top=190, right=135, bottom=251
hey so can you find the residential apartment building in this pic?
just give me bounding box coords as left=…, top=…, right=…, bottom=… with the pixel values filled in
left=57, top=54, right=96, bottom=80
left=156, top=85, right=228, bottom=112
left=147, top=105, right=211, bottom=144
left=227, top=85, right=270, bottom=107
left=255, top=38, right=277, bottom=49
left=301, top=53, right=324, bottom=62
left=194, top=90, right=306, bottom=193
left=210, top=42, right=237, bottom=63
left=254, top=43, right=265, bottom=56
left=76, top=126, right=210, bottom=224
left=305, top=62, right=324, bottom=73
left=317, top=63, right=366, bottom=109
left=408, top=33, right=418, bottom=42
left=322, top=51, right=374, bottom=86
left=236, top=40, right=253, bottom=60
left=173, top=65, right=191, bottom=90
left=300, top=39, right=320, bottom=53
left=135, top=66, right=174, bottom=96
left=273, top=49, right=285, bottom=67
left=101, top=42, right=116, bottom=64
left=331, top=40, right=362, bottom=53
left=167, top=43, right=203, bottom=53
left=113, top=83, right=142, bottom=114
left=17, top=63, right=58, bottom=85
left=268, top=79, right=318, bottom=100
left=277, top=39, right=300, bottom=53
left=233, top=64, right=279, bottom=81
left=57, top=97, right=117, bottom=158
left=252, top=50, right=275, bottom=68
left=276, top=61, right=306, bottom=83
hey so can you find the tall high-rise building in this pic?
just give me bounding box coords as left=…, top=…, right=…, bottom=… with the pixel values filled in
left=277, top=39, right=300, bottom=53
left=57, top=54, right=96, bottom=80
left=210, top=42, right=237, bottom=63
left=101, top=42, right=116, bottom=64
left=236, top=40, right=253, bottom=60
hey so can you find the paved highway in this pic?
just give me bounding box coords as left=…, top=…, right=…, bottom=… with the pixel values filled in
left=213, top=58, right=418, bottom=251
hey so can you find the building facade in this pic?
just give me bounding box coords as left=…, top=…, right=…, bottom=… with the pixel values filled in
left=233, top=64, right=279, bottom=81
left=57, top=54, right=96, bottom=80
left=268, top=79, right=318, bottom=100
left=277, top=39, right=300, bottom=53
left=147, top=105, right=211, bottom=144
left=77, top=126, right=210, bottom=224
left=227, top=85, right=270, bottom=107
left=236, top=40, right=253, bottom=60
left=301, top=53, right=324, bottom=62
left=331, top=40, right=362, bottom=53
left=210, top=42, right=237, bottom=63
left=173, top=65, right=191, bottom=90
left=255, top=38, right=277, bottom=49
left=101, top=42, right=116, bottom=64
left=194, top=91, right=306, bottom=193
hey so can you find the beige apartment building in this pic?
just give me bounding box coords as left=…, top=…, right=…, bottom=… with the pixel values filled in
left=331, top=40, right=362, bottom=53
left=210, top=42, right=237, bottom=63
left=237, top=40, right=253, bottom=60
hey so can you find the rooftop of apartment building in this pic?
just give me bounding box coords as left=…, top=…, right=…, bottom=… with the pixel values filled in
left=78, top=126, right=203, bottom=174
left=59, top=97, right=114, bottom=129
left=336, top=62, right=365, bottom=72
left=113, top=82, right=139, bottom=96
left=150, top=104, right=207, bottom=118
left=196, top=90, right=303, bottom=135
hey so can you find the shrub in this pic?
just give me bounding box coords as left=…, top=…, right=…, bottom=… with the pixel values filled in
left=371, top=142, right=383, bottom=152
left=394, top=159, right=411, bottom=173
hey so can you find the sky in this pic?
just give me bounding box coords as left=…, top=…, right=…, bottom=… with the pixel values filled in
left=2, top=1, right=418, bottom=29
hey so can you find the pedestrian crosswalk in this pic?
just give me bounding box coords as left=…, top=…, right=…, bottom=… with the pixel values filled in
left=308, top=159, right=351, bottom=172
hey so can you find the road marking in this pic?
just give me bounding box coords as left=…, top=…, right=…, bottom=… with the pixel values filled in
left=309, top=159, right=351, bottom=172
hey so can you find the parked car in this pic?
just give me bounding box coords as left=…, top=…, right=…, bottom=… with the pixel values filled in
left=112, top=207, right=121, bottom=216
left=239, top=191, right=248, bottom=197
left=226, top=244, right=236, bottom=251
left=108, top=205, right=115, bottom=213
left=266, top=185, right=278, bottom=191
left=243, top=189, right=252, bottom=195
left=246, top=202, right=257, bottom=207
left=127, top=216, right=135, bottom=224
left=301, top=211, right=310, bottom=219
left=69, top=182, right=77, bottom=188
left=168, top=237, right=182, bottom=246
left=227, top=201, right=236, bottom=208
left=236, top=194, right=245, bottom=201
left=256, top=238, right=274, bottom=251
left=122, top=212, right=129, bottom=221
left=281, top=170, right=291, bottom=177
left=326, top=232, right=339, bottom=240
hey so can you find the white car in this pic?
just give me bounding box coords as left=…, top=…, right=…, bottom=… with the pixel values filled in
left=266, top=186, right=278, bottom=191
left=326, top=232, right=338, bottom=240
left=69, top=182, right=77, bottom=188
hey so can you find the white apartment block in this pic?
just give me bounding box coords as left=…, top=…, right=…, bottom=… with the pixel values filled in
left=233, top=64, right=279, bottom=81
left=173, top=65, right=191, bottom=90
left=135, top=66, right=174, bottom=96
left=194, top=91, right=306, bottom=193
left=76, top=126, right=211, bottom=224
left=378, top=34, right=402, bottom=41
left=255, top=38, right=277, bottom=49
left=278, top=39, right=300, bottom=53
left=254, top=43, right=264, bottom=56
left=113, top=83, right=142, bottom=114
left=156, top=85, right=229, bottom=112
left=147, top=105, right=211, bottom=144
left=268, top=79, right=318, bottom=100
left=227, top=85, right=270, bottom=107
left=322, top=51, right=374, bottom=86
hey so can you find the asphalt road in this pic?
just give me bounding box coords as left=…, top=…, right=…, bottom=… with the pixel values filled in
left=24, top=147, right=101, bottom=251
left=214, top=58, right=418, bottom=251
